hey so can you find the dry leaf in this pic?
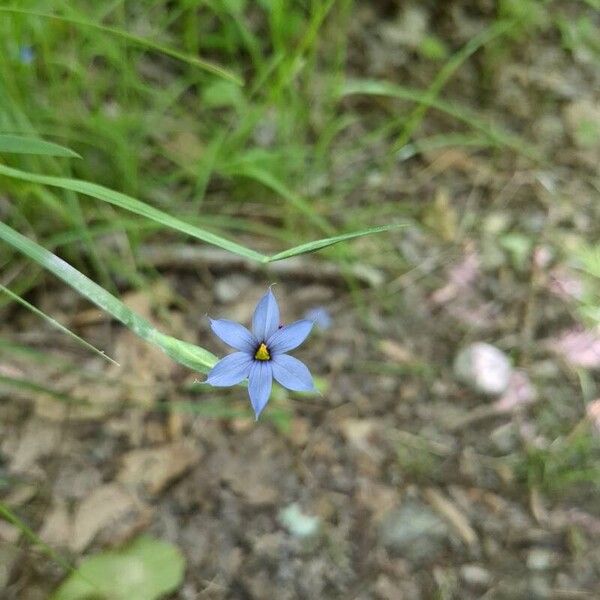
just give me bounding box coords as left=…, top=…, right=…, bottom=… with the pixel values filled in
left=117, top=443, right=202, bottom=496
left=71, top=483, right=151, bottom=553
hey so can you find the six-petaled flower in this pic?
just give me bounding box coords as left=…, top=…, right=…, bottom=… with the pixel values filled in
left=206, top=288, right=316, bottom=419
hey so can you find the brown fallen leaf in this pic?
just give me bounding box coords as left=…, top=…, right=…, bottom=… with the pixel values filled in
left=340, top=419, right=386, bottom=463
left=38, top=502, right=71, bottom=548
left=117, top=443, right=202, bottom=496
left=379, top=340, right=413, bottom=364
left=8, top=419, right=61, bottom=474
left=71, top=483, right=151, bottom=553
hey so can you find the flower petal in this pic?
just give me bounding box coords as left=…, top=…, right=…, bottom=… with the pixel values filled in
left=248, top=360, right=273, bottom=419
left=252, top=288, right=280, bottom=341
left=209, top=318, right=256, bottom=352
left=271, top=354, right=315, bottom=392
left=267, top=319, right=313, bottom=355
left=205, top=352, right=252, bottom=387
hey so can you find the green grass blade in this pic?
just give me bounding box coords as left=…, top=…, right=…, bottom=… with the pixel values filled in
left=0, top=284, right=118, bottom=366
left=0, top=222, right=217, bottom=374
left=394, top=20, right=513, bottom=151
left=0, top=163, right=267, bottom=262
left=0, top=374, right=85, bottom=405
left=0, top=502, right=100, bottom=592
left=0, top=134, right=81, bottom=158
left=267, top=224, right=405, bottom=262
left=0, top=502, right=75, bottom=574
left=0, top=164, right=402, bottom=263
left=226, top=163, right=334, bottom=234
left=0, top=7, right=242, bottom=86
left=341, top=79, right=540, bottom=161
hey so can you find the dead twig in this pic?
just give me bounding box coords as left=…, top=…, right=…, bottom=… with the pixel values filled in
left=137, top=244, right=384, bottom=287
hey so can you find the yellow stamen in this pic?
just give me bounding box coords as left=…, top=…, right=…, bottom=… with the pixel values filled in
left=254, top=343, right=270, bottom=361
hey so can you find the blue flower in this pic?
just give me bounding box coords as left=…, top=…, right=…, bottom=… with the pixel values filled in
left=304, top=306, right=332, bottom=330
left=206, top=288, right=316, bottom=419
left=19, top=46, right=35, bottom=65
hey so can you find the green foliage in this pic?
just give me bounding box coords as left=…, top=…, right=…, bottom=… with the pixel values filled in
left=341, top=79, right=540, bottom=160
left=573, top=244, right=600, bottom=324
left=498, top=0, right=551, bottom=32
left=516, top=431, right=600, bottom=496
left=0, top=221, right=218, bottom=373
left=52, top=536, right=185, bottom=600
left=0, top=135, right=80, bottom=158
left=0, top=7, right=242, bottom=84
left=0, top=283, right=118, bottom=365
left=558, top=14, right=600, bottom=59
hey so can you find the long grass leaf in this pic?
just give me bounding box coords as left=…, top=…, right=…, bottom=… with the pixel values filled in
left=0, top=134, right=80, bottom=158
left=394, top=20, right=513, bottom=150
left=0, top=503, right=75, bottom=576
left=0, top=284, right=118, bottom=366
left=226, top=163, right=334, bottom=234
left=0, top=222, right=217, bottom=373
left=268, top=224, right=405, bottom=262
left=0, top=7, right=242, bottom=85
left=341, top=79, right=540, bottom=161
left=0, top=163, right=267, bottom=262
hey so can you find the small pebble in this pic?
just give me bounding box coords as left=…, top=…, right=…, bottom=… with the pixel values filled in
left=454, top=343, right=512, bottom=395
left=527, top=548, right=559, bottom=571
left=460, top=564, right=492, bottom=589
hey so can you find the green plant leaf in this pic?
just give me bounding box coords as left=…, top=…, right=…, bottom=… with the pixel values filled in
left=0, top=164, right=402, bottom=264
left=52, top=536, right=185, bottom=600
left=0, top=284, right=118, bottom=365
left=0, top=221, right=217, bottom=373
left=267, top=224, right=405, bottom=262
left=0, top=134, right=80, bottom=158
left=0, top=7, right=242, bottom=86
left=0, top=163, right=266, bottom=262
left=341, top=79, right=540, bottom=160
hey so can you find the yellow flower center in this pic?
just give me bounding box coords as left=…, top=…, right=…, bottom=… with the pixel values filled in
left=254, top=342, right=270, bottom=361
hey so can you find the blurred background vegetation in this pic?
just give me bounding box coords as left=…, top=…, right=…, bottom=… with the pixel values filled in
left=1, top=0, right=600, bottom=598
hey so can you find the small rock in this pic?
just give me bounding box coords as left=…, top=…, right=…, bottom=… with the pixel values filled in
left=454, top=343, right=512, bottom=395
left=460, top=564, right=492, bottom=589
left=527, top=548, right=559, bottom=571
left=278, top=503, right=320, bottom=539
left=379, top=501, right=449, bottom=562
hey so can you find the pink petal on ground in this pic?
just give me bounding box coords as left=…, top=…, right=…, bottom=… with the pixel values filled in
left=494, top=371, right=537, bottom=413
left=548, top=267, right=584, bottom=302
left=586, top=399, right=600, bottom=435
left=551, top=328, right=600, bottom=369
left=431, top=251, right=480, bottom=305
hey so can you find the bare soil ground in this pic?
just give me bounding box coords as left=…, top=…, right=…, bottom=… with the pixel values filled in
left=2, top=2, right=600, bottom=598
